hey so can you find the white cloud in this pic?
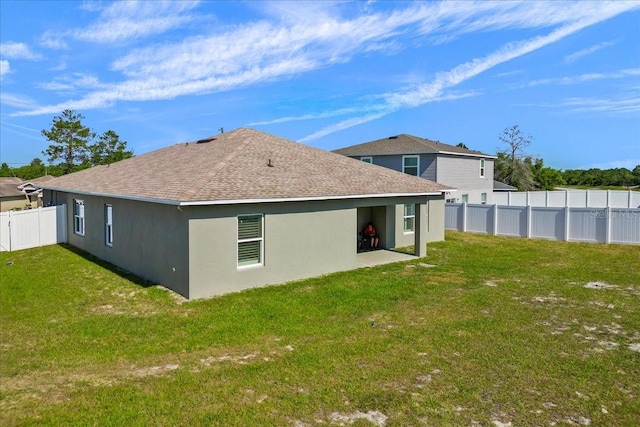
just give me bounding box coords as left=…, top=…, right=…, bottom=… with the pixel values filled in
left=0, top=60, right=10, bottom=78
left=564, top=40, right=617, bottom=64
left=72, top=0, right=201, bottom=43
left=0, top=93, right=41, bottom=110
left=301, top=7, right=634, bottom=142
left=11, top=0, right=640, bottom=120
left=557, top=96, right=640, bottom=114
left=523, top=68, right=640, bottom=87
left=0, top=42, right=42, bottom=60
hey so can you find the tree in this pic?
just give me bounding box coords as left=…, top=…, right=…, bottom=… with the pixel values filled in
left=89, top=130, right=133, bottom=165
left=495, top=125, right=535, bottom=191
left=42, top=110, right=94, bottom=174
left=531, top=158, right=565, bottom=190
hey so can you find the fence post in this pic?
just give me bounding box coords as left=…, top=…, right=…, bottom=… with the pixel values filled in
left=526, top=205, right=532, bottom=238
left=605, top=207, right=611, bottom=244
left=564, top=206, right=570, bottom=241
left=629, top=190, right=633, bottom=208
left=565, top=189, right=569, bottom=207
left=545, top=190, right=549, bottom=207
left=493, top=204, right=498, bottom=235
left=508, top=191, right=512, bottom=206
left=586, top=190, right=590, bottom=208
left=462, top=202, right=467, bottom=232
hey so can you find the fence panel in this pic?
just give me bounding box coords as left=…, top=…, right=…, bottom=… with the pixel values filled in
left=569, top=208, right=606, bottom=243
left=547, top=192, right=567, bottom=207
left=493, top=192, right=509, bottom=205
left=0, top=205, right=67, bottom=252
left=496, top=206, right=527, bottom=237
left=466, top=205, right=493, bottom=234
left=531, top=207, right=565, bottom=240
left=446, top=203, right=639, bottom=245
left=445, top=204, right=463, bottom=231
left=610, top=209, right=640, bottom=244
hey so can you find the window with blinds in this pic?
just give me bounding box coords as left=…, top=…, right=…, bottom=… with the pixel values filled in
left=237, top=214, right=263, bottom=268
left=74, top=199, right=85, bottom=236
left=105, top=204, right=113, bottom=247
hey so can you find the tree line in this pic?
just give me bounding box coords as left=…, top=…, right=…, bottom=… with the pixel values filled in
left=493, top=125, right=639, bottom=191
left=1, top=110, right=133, bottom=179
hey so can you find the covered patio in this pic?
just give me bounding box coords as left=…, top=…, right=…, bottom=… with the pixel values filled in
left=355, top=249, right=417, bottom=268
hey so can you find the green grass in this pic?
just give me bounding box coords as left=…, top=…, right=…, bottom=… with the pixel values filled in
left=1, top=233, right=639, bottom=426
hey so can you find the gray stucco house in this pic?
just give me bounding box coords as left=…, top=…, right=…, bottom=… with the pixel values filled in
left=334, top=134, right=496, bottom=204
left=42, top=128, right=448, bottom=299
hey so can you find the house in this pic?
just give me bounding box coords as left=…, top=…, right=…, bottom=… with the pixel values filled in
left=42, top=128, right=449, bottom=299
left=0, top=177, right=49, bottom=211
left=333, top=134, right=496, bottom=204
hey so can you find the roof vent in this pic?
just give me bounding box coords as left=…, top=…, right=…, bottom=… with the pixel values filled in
left=196, top=137, right=216, bottom=144
left=389, top=136, right=398, bottom=139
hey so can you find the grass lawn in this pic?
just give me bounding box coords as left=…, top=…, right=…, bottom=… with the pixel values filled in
left=1, top=232, right=639, bottom=426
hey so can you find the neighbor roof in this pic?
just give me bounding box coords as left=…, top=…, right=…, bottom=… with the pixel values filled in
left=43, top=128, right=450, bottom=205
left=333, top=134, right=495, bottom=158
left=0, top=177, right=26, bottom=198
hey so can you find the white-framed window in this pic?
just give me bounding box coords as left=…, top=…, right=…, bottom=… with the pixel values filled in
left=481, top=193, right=487, bottom=204
left=105, top=204, right=113, bottom=247
left=73, top=199, right=85, bottom=236
left=403, top=204, right=415, bottom=233
left=461, top=194, right=469, bottom=203
left=480, top=159, right=486, bottom=178
left=360, top=156, right=373, bottom=164
left=238, top=214, right=263, bottom=268
left=403, top=155, right=419, bottom=176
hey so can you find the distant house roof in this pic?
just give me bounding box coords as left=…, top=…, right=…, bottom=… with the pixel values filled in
left=333, top=134, right=495, bottom=159
left=0, top=177, right=25, bottom=198
left=493, top=180, right=517, bottom=191
left=43, top=128, right=450, bottom=206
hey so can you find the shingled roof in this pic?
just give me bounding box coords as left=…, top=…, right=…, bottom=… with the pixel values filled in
left=333, top=134, right=495, bottom=158
left=43, top=128, right=449, bottom=205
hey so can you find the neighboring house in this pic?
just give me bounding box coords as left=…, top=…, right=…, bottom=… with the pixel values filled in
left=333, top=134, right=496, bottom=204
left=42, top=128, right=449, bottom=300
left=0, top=177, right=48, bottom=211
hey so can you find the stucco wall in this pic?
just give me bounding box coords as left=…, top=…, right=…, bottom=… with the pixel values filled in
left=45, top=191, right=190, bottom=297
left=187, top=201, right=357, bottom=298
left=0, top=196, right=30, bottom=212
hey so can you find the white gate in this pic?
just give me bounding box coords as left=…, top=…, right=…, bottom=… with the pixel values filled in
left=0, top=205, right=67, bottom=252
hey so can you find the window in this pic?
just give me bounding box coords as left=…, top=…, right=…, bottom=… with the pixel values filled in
left=238, top=214, right=263, bottom=268
left=403, top=155, right=419, bottom=176
left=461, top=194, right=469, bottom=203
left=480, top=159, right=486, bottom=178
left=481, top=193, right=487, bottom=204
left=403, top=204, right=415, bottom=233
left=73, top=199, right=85, bottom=236
left=360, top=156, right=373, bottom=164
left=105, top=205, right=113, bottom=247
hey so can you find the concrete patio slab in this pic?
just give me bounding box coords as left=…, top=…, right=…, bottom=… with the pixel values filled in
left=355, top=249, right=417, bottom=268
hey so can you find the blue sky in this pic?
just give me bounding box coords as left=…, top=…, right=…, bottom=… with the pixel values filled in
left=1, top=1, right=639, bottom=170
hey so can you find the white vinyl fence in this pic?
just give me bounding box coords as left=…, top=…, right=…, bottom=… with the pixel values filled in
left=0, top=205, right=67, bottom=252
left=445, top=203, right=640, bottom=245
left=493, top=189, right=640, bottom=208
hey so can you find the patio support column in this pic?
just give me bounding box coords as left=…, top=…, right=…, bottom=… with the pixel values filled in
left=414, top=202, right=428, bottom=257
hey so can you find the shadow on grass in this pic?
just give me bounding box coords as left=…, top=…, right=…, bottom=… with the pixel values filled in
left=59, top=243, right=158, bottom=289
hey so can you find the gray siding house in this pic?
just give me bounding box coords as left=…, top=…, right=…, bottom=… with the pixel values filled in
left=334, top=134, right=496, bottom=205
left=42, top=128, right=448, bottom=299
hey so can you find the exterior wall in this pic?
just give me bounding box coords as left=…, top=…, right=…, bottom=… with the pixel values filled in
left=188, top=200, right=357, bottom=298
left=45, top=190, right=190, bottom=297
left=0, top=196, right=30, bottom=212
left=436, top=155, right=494, bottom=204
left=393, top=194, right=445, bottom=247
